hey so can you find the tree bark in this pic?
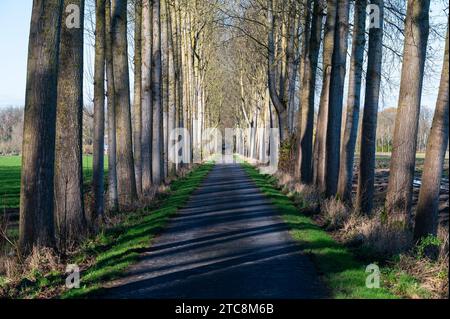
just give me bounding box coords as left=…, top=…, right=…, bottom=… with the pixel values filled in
left=19, top=0, right=63, bottom=253
left=337, top=0, right=367, bottom=202
left=313, top=0, right=337, bottom=192
left=152, top=0, right=164, bottom=184
left=166, top=0, right=177, bottom=175
left=54, top=0, right=86, bottom=248
left=325, top=0, right=350, bottom=198
left=267, top=0, right=288, bottom=141
left=111, top=0, right=138, bottom=210
left=356, top=0, right=384, bottom=214
left=296, top=0, right=323, bottom=183
left=105, top=0, right=119, bottom=212
left=385, top=0, right=431, bottom=226
left=92, top=0, right=106, bottom=222
left=414, top=26, right=449, bottom=240
left=133, top=0, right=143, bottom=196
left=141, top=0, right=153, bottom=197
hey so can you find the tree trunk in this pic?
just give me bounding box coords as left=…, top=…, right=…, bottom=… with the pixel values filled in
left=356, top=0, right=384, bottom=214
left=19, top=0, right=63, bottom=253
left=325, top=0, right=350, bottom=198
left=337, top=0, right=366, bottom=202
left=133, top=0, right=143, bottom=196
left=92, top=0, right=106, bottom=222
left=106, top=0, right=119, bottom=212
left=111, top=0, right=138, bottom=210
left=152, top=0, right=164, bottom=184
left=296, top=0, right=323, bottom=183
left=414, top=26, right=449, bottom=240
left=166, top=0, right=176, bottom=175
left=141, top=0, right=153, bottom=197
left=385, top=0, right=430, bottom=226
left=54, top=0, right=86, bottom=248
left=313, top=0, right=337, bottom=192
left=267, top=0, right=288, bottom=141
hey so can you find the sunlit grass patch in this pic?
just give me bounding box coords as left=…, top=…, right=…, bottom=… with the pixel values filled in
left=61, top=163, right=213, bottom=299
left=0, top=163, right=212, bottom=299
left=241, top=162, right=397, bottom=299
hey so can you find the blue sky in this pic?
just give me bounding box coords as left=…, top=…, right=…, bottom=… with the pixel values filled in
left=0, top=1, right=32, bottom=106
left=0, top=1, right=446, bottom=110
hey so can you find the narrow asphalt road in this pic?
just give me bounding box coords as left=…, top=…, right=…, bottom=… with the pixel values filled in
left=102, top=163, right=326, bottom=299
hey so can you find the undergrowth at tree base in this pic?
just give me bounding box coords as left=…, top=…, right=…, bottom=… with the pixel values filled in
left=0, top=163, right=213, bottom=299
left=240, top=161, right=448, bottom=299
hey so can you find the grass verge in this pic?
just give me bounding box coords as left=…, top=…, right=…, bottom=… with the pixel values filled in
left=0, top=163, right=213, bottom=299
left=240, top=161, right=397, bottom=299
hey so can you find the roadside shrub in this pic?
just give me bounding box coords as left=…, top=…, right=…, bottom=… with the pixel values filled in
left=342, top=210, right=412, bottom=256
left=292, top=184, right=321, bottom=214
left=320, top=198, right=350, bottom=230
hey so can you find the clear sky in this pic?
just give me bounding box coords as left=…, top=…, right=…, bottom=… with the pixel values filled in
left=0, top=1, right=32, bottom=106
left=0, top=1, right=446, bottom=110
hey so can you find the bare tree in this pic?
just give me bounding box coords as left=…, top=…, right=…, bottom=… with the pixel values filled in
left=414, top=26, right=449, bottom=241
left=385, top=0, right=431, bottom=226
left=313, top=0, right=337, bottom=192
left=134, top=0, right=143, bottom=196
left=337, top=0, right=367, bottom=201
left=92, top=0, right=106, bottom=221
left=106, top=0, right=119, bottom=212
left=152, top=0, right=164, bottom=184
left=267, top=0, right=288, bottom=141
left=141, top=0, right=153, bottom=196
left=54, top=0, right=87, bottom=248
left=111, top=0, right=138, bottom=210
left=356, top=0, right=384, bottom=214
left=296, top=0, right=324, bottom=184
left=19, top=0, right=63, bottom=253
left=325, top=0, right=350, bottom=197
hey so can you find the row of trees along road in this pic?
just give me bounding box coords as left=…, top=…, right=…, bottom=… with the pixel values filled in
left=226, top=0, right=448, bottom=243
left=19, top=0, right=219, bottom=254
left=19, top=0, right=448, bottom=255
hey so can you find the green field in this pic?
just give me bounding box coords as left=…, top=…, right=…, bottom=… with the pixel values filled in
left=0, top=156, right=107, bottom=209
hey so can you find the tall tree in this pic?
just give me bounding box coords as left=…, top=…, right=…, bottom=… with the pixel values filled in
left=356, top=0, right=384, bottom=214
left=337, top=0, right=367, bottom=201
left=111, top=0, right=138, bottom=210
left=141, top=0, right=153, bottom=197
left=267, top=0, right=288, bottom=141
left=166, top=0, right=177, bottom=176
left=19, top=0, right=63, bottom=253
left=134, top=0, right=143, bottom=196
left=414, top=26, right=449, bottom=241
left=325, top=0, right=350, bottom=197
left=106, top=0, right=119, bottom=211
left=92, top=0, right=106, bottom=221
left=313, top=0, right=337, bottom=192
left=54, top=0, right=86, bottom=247
left=152, top=0, right=164, bottom=184
left=385, top=0, right=431, bottom=226
left=296, top=0, right=324, bottom=183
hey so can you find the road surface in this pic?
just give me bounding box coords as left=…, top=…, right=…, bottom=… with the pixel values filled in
left=101, top=163, right=326, bottom=299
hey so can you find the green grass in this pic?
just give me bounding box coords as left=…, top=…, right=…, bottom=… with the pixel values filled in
left=62, top=163, right=212, bottom=298
left=0, top=163, right=213, bottom=299
left=0, top=156, right=107, bottom=209
left=240, top=162, right=397, bottom=299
